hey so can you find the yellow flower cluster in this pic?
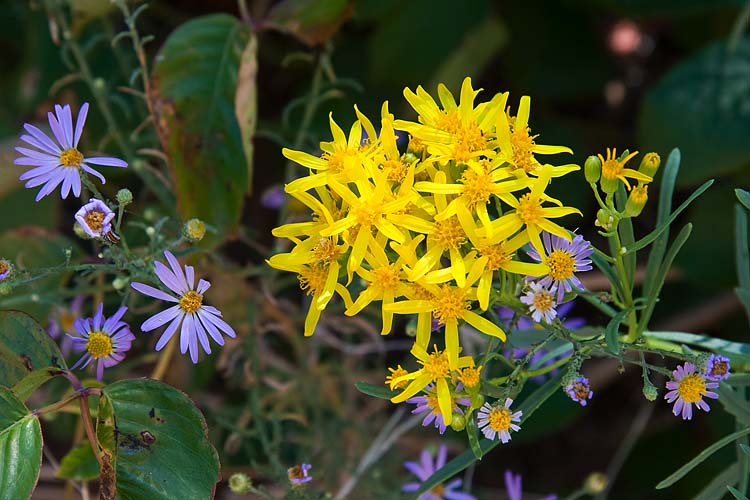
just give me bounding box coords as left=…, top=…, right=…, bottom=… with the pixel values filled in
left=269, top=78, right=583, bottom=423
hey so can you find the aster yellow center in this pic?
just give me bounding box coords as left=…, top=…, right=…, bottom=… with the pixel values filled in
left=425, top=394, right=442, bottom=415
left=179, top=290, right=203, bottom=313
left=546, top=249, right=575, bottom=280
left=572, top=382, right=590, bottom=400
left=372, top=264, right=401, bottom=292
left=311, top=238, right=340, bottom=264
left=432, top=285, right=469, bottom=324
left=430, top=484, right=446, bottom=496
left=60, top=148, right=83, bottom=168
left=487, top=407, right=512, bottom=431
left=677, top=374, right=707, bottom=403
left=383, top=159, right=408, bottom=181
left=422, top=350, right=451, bottom=379
left=710, top=361, right=729, bottom=378
left=532, top=289, right=554, bottom=312
left=84, top=211, right=105, bottom=232
left=433, top=217, right=465, bottom=249
left=460, top=168, right=493, bottom=208
left=601, top=158, right=623, bottom=180
left=287, top=466, right=304, bottom=481
left=0, top=261, right=8, bottom=276
left=517, top=193, right=542, bottom=224
left=298, top=264, right=329, bottom=296
left=86, top=331, right=113, bottom=359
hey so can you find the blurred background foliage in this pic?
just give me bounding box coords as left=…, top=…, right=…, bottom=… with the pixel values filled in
left=1, top=0, right=750, bottom=498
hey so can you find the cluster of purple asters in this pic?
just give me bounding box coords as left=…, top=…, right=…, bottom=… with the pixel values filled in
left=287, top=463, right=312, bottom=485
left=665, top=355, right=730, bottom=420
left=402, top=445, right=476, bottom=500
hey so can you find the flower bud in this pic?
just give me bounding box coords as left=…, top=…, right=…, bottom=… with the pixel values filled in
left=600, top=175, right=619, bottom=195
left=93, top=78, right=106, bottom=93
left=642, top=379, right=658, bottom=401
left=625, top=184, right=648, bottom=217
left=143, top=207, right=159, bottom=222
left=0, top=282, right=12, bottom=296
left=583, top=472, right=608, bottom=494
left=116, top=188, right=133, bottom=205
left=184, top=218, right=206, bottom=243
left=449, top=413, right=466, bottom=432
left=470, top=392, right=485, bottom=409
left=112, top=277, right=128, bottom=290
left=638, top=152, right=660, bottom=179
left=145, top=226, right=155, bottom=238
left=584, top=155, right=601, bottom=183
left=595, top=208, right=616, bottom=231
left=228, top=473, right=253, bottom=494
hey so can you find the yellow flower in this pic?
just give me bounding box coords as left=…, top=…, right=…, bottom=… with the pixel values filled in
left=481, top=165, right=581, bottom=259
left=385, top=365, right=409, bottom=390
left=598, top=148, right=652, bottom=191
left=389, top=345, right=474, bottom=425
left=394, top=77, right=506, bottom=163
left=496, top=96, right=574, bottom=175
left=457, top=365, right=483, bottom=389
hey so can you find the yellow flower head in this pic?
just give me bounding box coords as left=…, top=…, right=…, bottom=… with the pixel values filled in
left=597, top=148, right=652, bottom=192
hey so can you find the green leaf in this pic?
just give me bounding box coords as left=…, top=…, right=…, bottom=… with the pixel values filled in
left=742, top=444, right=750, bottom=456
left=56, top=442, right=100, bottom=481
left=616, top=183, right=636, bottom=282
left=729, top=486, right=750, bottom=500
left=266, top=0, right=353, bottom=46
left=692, top=462, right=739, bottom=500
left=414, top=373, right=563, bottom=497
left=638, top=39, right=750, bottom=187
left=605, top=310, right=629, bottom=355
left=657, top=427, right=750, bottom=489
left=735, top=202, right=750, bottom=323
left=645, top=331, right=750, bottom=362
left=0, top=310, right=66, bottom=389
left=626, top=180, right=711, bottom=255
left=355, top=381, right=394, bottom=400
left=0, top=387, right=42, bottom=499
left=99, top=378, right=220, bottom=499
left=12, top=368, right=65, bottom=401
left=737, top=189, right=750, bottom=210
left=234, top=34, right=257, bottom=194
left=465, top=415, right=482, bottom=459
left=152, top=14, right=252, bottom=242
left=718, top=383, right=750, bottom=426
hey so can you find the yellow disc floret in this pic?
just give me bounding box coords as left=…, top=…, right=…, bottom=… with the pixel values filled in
left=545, top=249, right=576, bottom=281
left=677, top=374, right=708, bottom=403
left=298, top=265, right=329, bottom=296
left=421, top=348, right=451, bottom=379
left=516, top=193, right=542, bottom=224
left=60, top=148, right=83, bottom=168
left=487, top=406, right=512, bottom=432
left=84, top=211, right=105, bottom=232
left=433, top=217, right=465, bottom=249
left=179, top=290, right=203, bottom=313
left=86, top=331, right=113, bottom=359
left=432, top=285, right=469, bottom=325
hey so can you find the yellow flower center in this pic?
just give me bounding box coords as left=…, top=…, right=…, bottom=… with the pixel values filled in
left=351, top=200, right=380, bottom=227
left=452, top=123, right=486, bottom=162
left=432, top=285, right=469, bottom=324
left=709, top=360, right=729, bottom=378
left=408, top=136, right=426, bottom=155
left=601, top=158, right=623, bottom=180
left=532, top=289, right=554, bottom=313
left=410, top=284, right=434, bottom=301
left=487, top=406, right=512, bottom=431
left=385, top=365, right=409, bottom=390
left=516, top=193, right=542, bottom=225
left=425, top=394, right=442, bottom=415
left=383, top=159, right=408, bottom=181
left=572, top=381, right=590, bottom=400
left=510, top=126, right=539, bottom=173
left=311, top=238, right=340, bottom=264
left=480, top=243, right=511, bottom=270
left=631, top=184, right=648, bottom=203
left=86, top=331, right=113, bottom=359
left=435, top=109, right=462, bottom=134
left=60, top=311, right=76, bottom=332
left=430, top=484, right=446, bottom=496
left=677, top=374, right=707, bottom=403
left=179, top=290, right=203, bottom=313
left=433, top=217, right=465, bottom=250
left=458, top=366, right=482, bottom=388
left=460, top=168, right=493, bottom=208
left=60, top=148, right=83, bottom=168
left=84, top=210, right=105, bottom=232
left=298, top=264, right=329, bottom=296
left=546, top=249, right=576, bottom=281
left=287, top=466, right=304, bottom=481
left=372, top=264, right=401, bottom=292
left=0, top=261, right=8, bottom=276
left=322, top=150, right=355, bottom=173
left=422, top=349, right=451, bottom=379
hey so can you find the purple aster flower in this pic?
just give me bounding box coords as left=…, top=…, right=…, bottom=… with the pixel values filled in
left=287, top=463, right=312, bottom=484
left=130, top=250, right=236, bottom=363
left=665, top=362, right=719, bottom=420
left=47, top=295, right=85, bottom=357
left=520, top=283, right=558, bottom=323
left=75, top=198, right=115, bottom=239
left=477, top=398, right=522, bottom=443
left=565, top=376, right=594, bottom=406
left=406, top=385, right=471, bottom=434
left=527, top=232, right=593, bottom=302
left=0, top=258, right=11, bottom=281
left=705, top=354, right=731, bottom=381
left=14, top=103, right=127, bottom=201
left=504, top=470, right=557, bottom=500
left=261, top=186, right=286, bottom=210
left=402, top=445, right=476, bottom=500
left=67, top=304, right=134, bottom=380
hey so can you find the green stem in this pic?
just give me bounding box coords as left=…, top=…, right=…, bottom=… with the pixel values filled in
left=611, top=229, right=639, bottom=342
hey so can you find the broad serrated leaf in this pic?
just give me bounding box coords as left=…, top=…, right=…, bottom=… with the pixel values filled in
left=638, top=39, right=750, bottom=187
left=152, top=14, right=252, bottom=243
left=0, top=311, right=66, bottom=389
left=355, top=381, right=394, bottom=400
left=0, top=387, right=42, bottom=499
left=266, top=0, right=353, bottom=46
left=99, top=378, right=220, bottom=500
left=56, top=442, right=99, bottom=481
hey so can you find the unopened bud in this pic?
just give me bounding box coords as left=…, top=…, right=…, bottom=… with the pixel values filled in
left=132, top=159, right=145, bottom=172
left=449, top=413, right=466, bottom=432
left=93, top=78, right=106, bottom=93
left=112, top=277, right=128, bottom=291
left=0, top=282, right=12, bottom=295
left=642, top=380, right=658, bottom=401
left=116, top=188, right=133, bottom=205
left=228, top=472, right=253, bottom=494
left=183, top=218, right=206, bottom=243
left=595, top=209, right=615, bottom=231
left=625, top=184, right=648, bottom=217
left=145, top=226, right=155, bottom=238
left=584, top=472, right=608, bottom=494
left=143, top=207, right=158, bottom=222
left=639, top=152, right=660, bottom=179
left=584, top=155, right=601, bottom=183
